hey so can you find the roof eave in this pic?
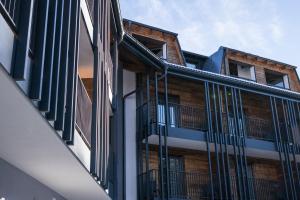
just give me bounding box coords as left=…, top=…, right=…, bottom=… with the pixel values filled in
left=122, top=33, right=165, bottom=71
left=166, top=61, right=300, bottom=100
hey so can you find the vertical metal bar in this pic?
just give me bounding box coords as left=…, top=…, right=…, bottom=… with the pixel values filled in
left=63, top=0, right=80, bottom=142
left=230, top=88, right=243, bottom=200
left=282, top=100, right=297, bottom=199
left=270, top=97, right=289, bottom=199
left=12, top=0, right=34, bottom=79
left=155, top=72, right=164, bottom=199
left=163, top=68, right=170, bottom=200
left=287, top=101, right=300, bottom=195
left=232, top=89, right=246, bottom=199
left=100, top=66, right=106, bottom=182
left=217, top=85, right=229, bottom=199
left=212, top=84, right=223, bottom=199
left=70, top=0, right=80, bottom=147
left=146, top=73, right=151, bottom=200
left=29, top=0, right=49, bottom=100
left=90, top=0, right=100, bottom=177
left=283, top=100, right=298, bottom=198
left=54, top=0, right=72, bottom=130
left=237, top=89, right=251, bottom=199
left=235, top=89, right=248, bottom=199
left=204, top=81, right=214, bottom=199
left=39, top=0, right=58, bottom=111
left=46, top=0, right=64, bottom=121
left=223, top=86, right=233, bottom=199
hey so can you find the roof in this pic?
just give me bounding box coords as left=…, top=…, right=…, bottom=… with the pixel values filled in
left=224, top=46, right=297, bottom=69
left=123, top=18, right=178, bottom=37
left=165, top=61, right=300, bottom=100
left=121, top=29, right=300, bottom=101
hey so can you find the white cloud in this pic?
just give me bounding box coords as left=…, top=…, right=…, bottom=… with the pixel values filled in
left=120, top=0, right=299, bottom=75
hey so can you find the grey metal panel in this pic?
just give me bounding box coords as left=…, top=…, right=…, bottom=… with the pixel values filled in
left=203, top=47, right=224, bottom=73
left=12, top=0, right=34, bottom=80
left=63, top=0, right=80, bottom=142
left=46, top=0, right=65, bottom=121
left=54, top=0, right=72, bottom=130
left=39, top=0, right=58, bottom=111
left=29, top=0, right=49, bottom=100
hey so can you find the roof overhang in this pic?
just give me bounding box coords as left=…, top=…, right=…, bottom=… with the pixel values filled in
left=121, top=33, right=165, bottom=71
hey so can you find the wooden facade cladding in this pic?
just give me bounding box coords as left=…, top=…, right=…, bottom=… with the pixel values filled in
left=224, top=50, right=300, bottom=92
left=144, top=147, right=282, bottom=182
left=135, top=68, right=300, bottom=199
left=123, top=20, right=185, bottom=65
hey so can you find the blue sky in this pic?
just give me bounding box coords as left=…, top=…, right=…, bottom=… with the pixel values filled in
left=120, top=0, right=300, bottom=75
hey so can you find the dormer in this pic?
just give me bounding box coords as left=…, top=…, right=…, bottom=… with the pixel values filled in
left=223, top=48, right=300, bottom=92
left=123, top=19, right=185, bottom=65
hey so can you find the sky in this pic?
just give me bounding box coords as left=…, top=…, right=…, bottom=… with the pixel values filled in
left=120, top=0, right=300, bottom=75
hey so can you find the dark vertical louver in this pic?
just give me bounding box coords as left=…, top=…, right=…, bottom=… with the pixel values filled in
left=2, top=0, right=117, bottom=196
left=90, top=0, right=113, bottom=187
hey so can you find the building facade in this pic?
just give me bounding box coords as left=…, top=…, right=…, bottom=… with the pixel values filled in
left=121, top=20, right=300, bottom=200
left=1, top=0, right=300, bottom=200
left=0, top=0, right=123, bottom=199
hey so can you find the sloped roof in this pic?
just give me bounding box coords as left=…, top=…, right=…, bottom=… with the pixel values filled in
left=121, top=28, right=300, bottom=100
left=123, top=18, right=178, bottom=36
left=224, top=46, right=297, bottom=69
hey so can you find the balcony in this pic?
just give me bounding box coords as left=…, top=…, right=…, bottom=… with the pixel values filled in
left=139, top=169, right=284, bottom=200
left=145, top=101, right=276, bottom=141
left=75, top=76, right=92, bottom=147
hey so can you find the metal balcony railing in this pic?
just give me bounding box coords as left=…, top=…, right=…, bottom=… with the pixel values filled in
left=139, top=169, right=285, bottom=200
left=144, top=101, right=276, bottom=141
left=147, top=101, right=208, bottom=131
left=75, top=77, right=92, bottom=147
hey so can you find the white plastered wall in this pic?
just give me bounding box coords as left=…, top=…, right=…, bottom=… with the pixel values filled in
left=123, top=69, right=137, bottom=200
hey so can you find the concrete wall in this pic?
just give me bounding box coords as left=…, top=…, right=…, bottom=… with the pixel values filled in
left=0, top=158, right=65, bottom=200
left=69, top=129, right=91, bottom=170
left=123, top=70, right=137, bottom=200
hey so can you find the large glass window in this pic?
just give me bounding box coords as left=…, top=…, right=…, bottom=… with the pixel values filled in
left=133, top=34, right=167, bottom=59
left=229, top=60, right=256, bottom=81
left=186, top=62, right=197, bottom=69
left=265, top=70, right=289, bottom=89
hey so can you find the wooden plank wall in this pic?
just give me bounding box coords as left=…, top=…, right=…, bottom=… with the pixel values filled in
left=143, top=75, right=273, bottom=120
left=144, top=147, right=282, bottom=181
left=226, top=53, right=300, bottom=92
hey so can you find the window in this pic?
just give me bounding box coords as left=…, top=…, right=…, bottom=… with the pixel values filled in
left=133, top=34, right=167, bottom=59
left=157, top=94, right=179, bottom=127
left=228, top=60, right=256, bottom=81
left=186, top=62, right=197, bottom=69
left=157, top=104, right=177, bottom=127
left=265, top=70, right=289, bottom=89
